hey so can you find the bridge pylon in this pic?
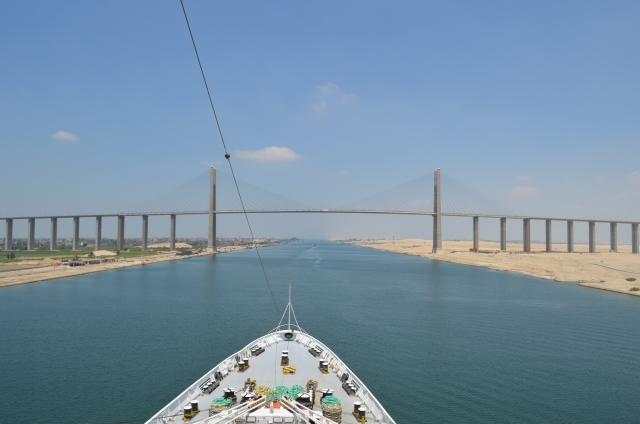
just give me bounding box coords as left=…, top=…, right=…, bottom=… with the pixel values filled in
left=432, top=168, right=443, bottom=254
left=207, top=166, right=217, bottom=253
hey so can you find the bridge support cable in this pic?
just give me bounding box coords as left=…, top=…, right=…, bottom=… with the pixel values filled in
left=342, top=174, right=434, bottom=212
left=128, top=169, right=310, bottom=214
left=440, top=172, right=520, bottom=217
left=341, top=171, right=520, bottom=218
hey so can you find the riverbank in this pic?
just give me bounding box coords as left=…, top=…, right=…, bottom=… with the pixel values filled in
left=341, top=239, right=640, bottom=297
left=0, top=245, right=254, bottom=288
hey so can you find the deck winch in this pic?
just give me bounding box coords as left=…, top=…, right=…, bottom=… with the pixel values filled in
left=321, top=389, right=335, bottom=401
left=297, top=393, right=312, bottom=408
left=222, top=387, right=238, bottom=405
left=319, top=360, right=329, bottom=373
left=241, top=392, right=255, bottom=403
left=304, top=380, right=318, bottom=407
left=281, top=350, right=289, bottom=365
left=244, top=378, right=256, bottom=392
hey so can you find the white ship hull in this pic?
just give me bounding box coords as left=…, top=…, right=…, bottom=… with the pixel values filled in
left=145, top=329, right=396, bottom=424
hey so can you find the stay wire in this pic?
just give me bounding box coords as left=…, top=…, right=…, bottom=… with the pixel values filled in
left=179, top=0, right=279, bottom=317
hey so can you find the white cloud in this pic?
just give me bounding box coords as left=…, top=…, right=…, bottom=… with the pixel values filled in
left=625, top=171, right=640, bottom=183
left=518, top=176, right=530, bottom=182
left=313, top=83, right=356, bottom=113
left=201, top=160, right=221, bottom=167
left=572, top=205, right=583, bottom=211
left=52, top=130, right=79, bottom=142
left=312, top=101, right=327, bottom=114
left=317, top=82, right=340, bottom=94
left=509, top=186, right=542, bottom=198
left=341, top=93, right=357, bottom=104
left=234, top=146, right=302, bottom=162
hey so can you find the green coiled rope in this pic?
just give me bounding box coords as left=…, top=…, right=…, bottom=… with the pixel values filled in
left=267, top=386, right=290, bottom=402
left=289, top=385, right=305, bottom=398
left=211, top=397, right=232, bottom=406
left=321, top=395, right=341, bottom=405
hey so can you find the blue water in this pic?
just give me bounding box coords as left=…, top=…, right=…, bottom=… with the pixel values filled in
left=1, top=240, right=639, bottom=423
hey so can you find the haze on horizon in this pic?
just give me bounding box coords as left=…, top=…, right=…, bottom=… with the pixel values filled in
left=1, top=1, right=639, bottom=243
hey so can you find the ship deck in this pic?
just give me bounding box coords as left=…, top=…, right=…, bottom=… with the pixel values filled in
left=188, top=335, right=362, bottom=423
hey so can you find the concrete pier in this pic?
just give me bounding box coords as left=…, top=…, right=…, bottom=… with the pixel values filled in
left=170, top=214, right=176, bottom=251
left=472, top=216, right=479, bottom=250
left=500, top=218, right=506, bottom=251
left=50, top=218, right=57, bottom=250
left=207, top=166, right=217, bottom=253
left=633, top=223, right=639, bottom=254
left=588, top=221, right=596, bottom=253
left=432, top=168, right=443, bottom=254
left=523, top=218, right=531, bottom=253
left=95, top=217, right=102, bottom=251
left=142, top=215, right=148, bottom=251
left=545, top=219, right=552, bottom=252
left=4, top=219, right=12, bottom=251
left=72, top=217, right=80, bottom=250
left=117, top=215, right=125, bottom=251
left=567, top=221, right=574, bottom=253
left=609, top=222, right=617, bottom=252
left=27, top=218, right=35, bottom=250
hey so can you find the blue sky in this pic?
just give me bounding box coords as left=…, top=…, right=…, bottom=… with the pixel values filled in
left=1, top=1, right=639, bottom=242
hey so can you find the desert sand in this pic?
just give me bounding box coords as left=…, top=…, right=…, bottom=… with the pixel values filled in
left=343, top=239, right=640, bottom=297
left=93, top=250, right=117, bottom=256
left=146, top=242, right=193, bottom=249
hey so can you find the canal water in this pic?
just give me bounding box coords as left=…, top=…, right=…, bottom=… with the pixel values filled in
left=1, top=240, right=639, bottom=423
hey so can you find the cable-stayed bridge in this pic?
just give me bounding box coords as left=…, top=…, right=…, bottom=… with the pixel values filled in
left=2, top=168, right=639, bottom=254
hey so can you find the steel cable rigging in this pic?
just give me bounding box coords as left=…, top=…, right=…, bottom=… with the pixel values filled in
left=178, top=0, right=279, bottom=317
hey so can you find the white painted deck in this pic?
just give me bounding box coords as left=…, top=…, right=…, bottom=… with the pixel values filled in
left=191, top=337, right=360, bottom=423
left=145, top=330, right=395, bottom=424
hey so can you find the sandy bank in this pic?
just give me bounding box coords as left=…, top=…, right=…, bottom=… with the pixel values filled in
left=0, top=245, right=253, bottom=288
left=342, top=239, right=640, bottom=297
left=147, top=242, right=193, bottom=249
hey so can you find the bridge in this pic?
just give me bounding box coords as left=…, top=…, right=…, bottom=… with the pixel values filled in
left=2, top=168, right=639, bottom=254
